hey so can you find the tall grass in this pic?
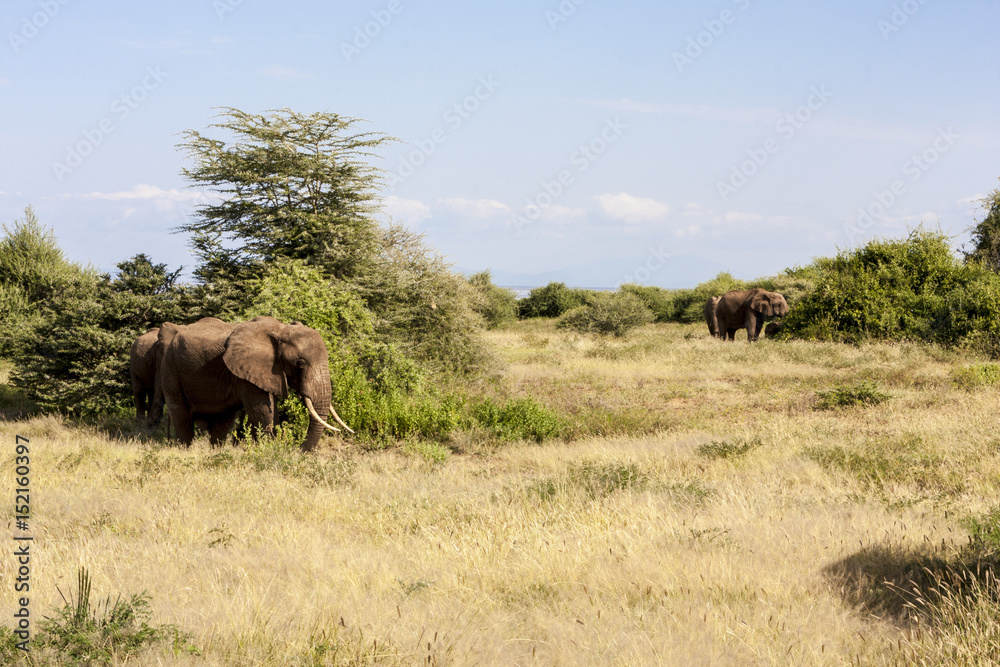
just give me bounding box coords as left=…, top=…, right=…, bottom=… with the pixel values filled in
left=3, top=320, right=1000, bottom=664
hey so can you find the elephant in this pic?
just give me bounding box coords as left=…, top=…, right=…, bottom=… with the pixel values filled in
left=129, top=328, right=162, bottom=423
left=704, top=296, right=721, bottom=338
left=159, top=316, right=352, bottom=451
left=765, top=321, right=783, bottom=338
left=715, top=288, right=789, bottom=342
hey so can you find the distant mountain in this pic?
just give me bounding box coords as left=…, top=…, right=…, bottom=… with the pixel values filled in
left=464, top=253, right=728, bottom=290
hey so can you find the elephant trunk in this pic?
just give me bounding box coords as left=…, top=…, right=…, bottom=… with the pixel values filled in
left=299, top=363, right=350, bottom=452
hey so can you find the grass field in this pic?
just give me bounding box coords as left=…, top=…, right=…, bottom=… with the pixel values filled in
left=3, top=320, right=1000, bottom=665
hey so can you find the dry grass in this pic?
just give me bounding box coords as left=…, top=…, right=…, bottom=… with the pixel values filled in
left=2, top=321, right=1000, bottom=665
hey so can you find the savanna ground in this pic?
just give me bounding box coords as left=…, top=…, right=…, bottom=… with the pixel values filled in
left=3, top=319, right=1000, bottom=665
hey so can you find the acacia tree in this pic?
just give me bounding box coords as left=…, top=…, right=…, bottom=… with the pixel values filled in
left=177, top=108, right=393, bottom=293
left=964, top=180, right=1000, bottom=271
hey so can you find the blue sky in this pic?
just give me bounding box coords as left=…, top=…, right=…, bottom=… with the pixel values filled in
left=1, top=0, right=997, bottom=287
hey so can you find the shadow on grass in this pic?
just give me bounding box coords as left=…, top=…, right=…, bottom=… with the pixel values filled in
left=824, top=541, right=1000, bottom=625
left=0, top=379, right=41, bottom=420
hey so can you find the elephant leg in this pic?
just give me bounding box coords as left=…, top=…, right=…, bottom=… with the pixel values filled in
left=167, top=402, right=195, bottom=446
left=207, top=411, right=239, bottom=447
left=240, top=392, right=276, bottom=442
left=132, top=381, right=147, bottom=420
left=745, top=312, right=759, bottom=342
left=726, top=329, right=736, bottom=341
left=752, top=317, right=765, bottom=342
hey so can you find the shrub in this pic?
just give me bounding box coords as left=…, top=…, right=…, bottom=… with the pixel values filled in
left=473, top=397, right=562, bottom=443
left=557, top=291, right=654, bottom=337
left=0, top=207, right=82, bottom=358
left=815, top=382, right=890, bottom=409
left=10, top=254, right=185, bottom=417
left=517, top=282, right=591, bottom=318
left=951, top=363, right=1000, bottom=390
left=697, top=437, right=762, bottom=459
left=34, top=568, right=187, bottom=664
left=352, top=224, right=492, bottom=377
left=617, top=283, right=675, bottom=322
left=782, top=228, right=1000, bottom=347
left=667, top=272, right=749, bottom=324
left=466, top=270, right=518, bottom=328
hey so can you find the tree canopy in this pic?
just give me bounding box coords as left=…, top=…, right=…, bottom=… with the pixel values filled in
left=177, top=107, right=394, bottom=287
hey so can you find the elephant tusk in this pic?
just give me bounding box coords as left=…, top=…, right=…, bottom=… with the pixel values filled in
left=304, top=397, right=354, bottom=435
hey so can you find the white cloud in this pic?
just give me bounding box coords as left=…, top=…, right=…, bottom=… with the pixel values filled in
left=436, top=198, right=509, bottom=220
left=383, top=195, right=432, bottom=228
left=62, top=183, right=207, bottom=203
left=539, top=205, right=587, bottom=224
left=596, top=192, right=670, bottom=224
left=260, top=65, right=315, bottom=81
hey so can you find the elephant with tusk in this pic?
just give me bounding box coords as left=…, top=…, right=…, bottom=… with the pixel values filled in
left=159, top=316, right=352, bottom=451
left=715, top=288, right=789, bottom=342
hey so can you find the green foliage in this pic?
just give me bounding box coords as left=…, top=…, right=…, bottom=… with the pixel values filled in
left=697, top=437, right=762, bottom=460
left=473, top=397, right=562, bottom=443
left=35, top=568, right=186, bottom=665
left=352, top=225, right=491, bottom=377
left=517, top=282, right=591, bottom=318
left=617, top=283, right=675, bottom=322
left=466, top=270, right=518, bottom=328
left=402, top=439, right=451, bottom=466
left=951, top=363, right=1000, bottom=390
left=963, top=180, right=1000, bottom=271
left=815, top=382, right=890, bottom=409
left=783, top=229, right=1000, bottom=348
left=964, top=506, right=1000, bottom=553
left=557, top=291, right=654, bottom=337
left=10, top=254, right=185, bottom=417
left=0, top=207, right=82, bottom=357
left=668, top=272, right=750, bottom=324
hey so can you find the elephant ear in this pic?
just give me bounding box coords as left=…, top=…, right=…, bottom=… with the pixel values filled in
left=223, top=316, right=286, bottom=395
left=750, top=290, right=775, bottom=317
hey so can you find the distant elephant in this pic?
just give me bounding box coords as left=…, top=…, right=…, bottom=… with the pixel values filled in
left=159, top=316, right=352, bottom=451
left=715, top=289, right=789, bottom=342
left=704, top=296, right=721, bottom=338
left=764, top=321, right=783, bottom=338
left=129, top=328, right=162, bottom=423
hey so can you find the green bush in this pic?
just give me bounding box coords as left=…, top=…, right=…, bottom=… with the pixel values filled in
left=556, top=291, right=654, bottom=337
left=467, top=270, right=518, bottom=328
left=617, top=284, right=675, bottom=322
left=517, top=282, right=592, bottom=318
left=951, top=363, right=1000, bottom=390
left=0, top=207, right=84, bottom=358
left=353, top=225, right=492, bottom=377
left=782, top=228, right=1000, bottom=347
left=10, top=254, right=185, bottom=417
left=815, top=382, right=890, bottom=409
left=697, top=437, right=762, bottom=459
left=473, top=397, right=562, bottom=443
left=33, top=568, right=189, bottom=665
left=666, top=272, right=749, bottom=324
